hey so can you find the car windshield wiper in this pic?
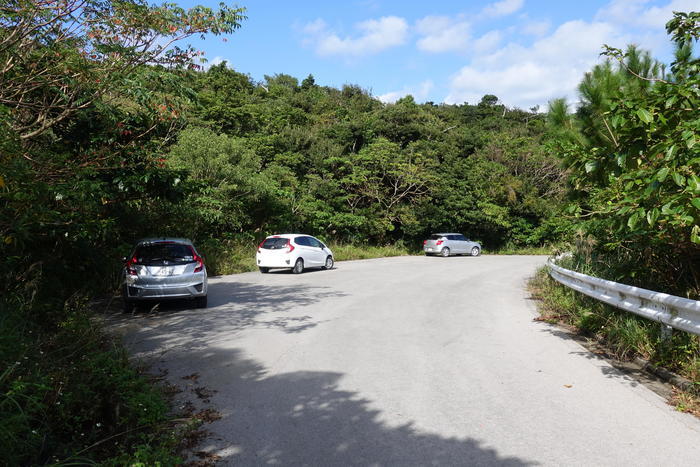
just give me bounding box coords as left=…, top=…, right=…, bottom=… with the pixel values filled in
left=144, top=257, right=165, bottom=263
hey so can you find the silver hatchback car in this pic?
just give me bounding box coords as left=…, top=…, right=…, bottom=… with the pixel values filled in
left=423, top=233, right=481, bottom=257
left=122, top=238, right=208, bottom=312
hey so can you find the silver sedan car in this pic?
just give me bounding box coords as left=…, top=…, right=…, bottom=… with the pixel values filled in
left=423, top=233, right=481, bottom=257
left=121, top=238, right=208, bottom=312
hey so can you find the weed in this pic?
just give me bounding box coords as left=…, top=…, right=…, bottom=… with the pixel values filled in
left=0, top=296, right=183, bottom=465
left=490, top=245, right=556, bottom=255
left=670, top=387, right=700, bottom=416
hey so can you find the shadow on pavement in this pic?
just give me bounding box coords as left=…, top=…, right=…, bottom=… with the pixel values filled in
left=191, top=349, right=536, bottom=466
left=536, top=325, right=671, bottom=394
left=103, top=281, right=347, bottom=358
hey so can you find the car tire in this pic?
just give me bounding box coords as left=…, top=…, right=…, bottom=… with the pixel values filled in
left=440, top=247, right=450, bottom=257
left=196, top=295, right=208, bottom=308
left=292, top=258, right=304, bottom=274
left=322, top=256, right=334, bottom=270
left=471, top=246, right=481, bottom=257
left=259, top=267, right=269, bottom=273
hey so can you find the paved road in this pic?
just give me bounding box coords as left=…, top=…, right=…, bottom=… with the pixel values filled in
left=109, top=255, right=700, bottom=466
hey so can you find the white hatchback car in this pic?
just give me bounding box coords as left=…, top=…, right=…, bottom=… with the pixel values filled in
left=256, top=234, right=334, bottom=274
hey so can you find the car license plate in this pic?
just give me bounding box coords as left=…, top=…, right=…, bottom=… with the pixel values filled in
left=151, top=267, right=173, bottom=276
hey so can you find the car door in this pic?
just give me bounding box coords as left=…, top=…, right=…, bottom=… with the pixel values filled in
left=447, top=235, right=463, bottom=254
left=308, top=237, right=326, bottom=266
left=294, top=236, right=315, bottom=266
left=456, top=234, right=469, bottom=254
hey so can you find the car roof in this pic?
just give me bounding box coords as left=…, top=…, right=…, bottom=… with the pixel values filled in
left=432, top=233, right=463, bottom=236
left=266, top=233, right=312, bottom=239
left=137, top=237, right=194, bottom=245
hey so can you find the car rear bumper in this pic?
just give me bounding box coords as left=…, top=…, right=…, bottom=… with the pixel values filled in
left=256, top=254, right=294, bottom=268
left=423, top=246, right=446, bottom=254
left=124, top=281, right=207, bottom=301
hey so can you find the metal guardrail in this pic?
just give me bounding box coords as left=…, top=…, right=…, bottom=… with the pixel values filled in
left=547, top=259, right=700, bottom=336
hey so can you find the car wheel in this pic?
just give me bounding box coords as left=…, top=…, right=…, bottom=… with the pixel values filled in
left=322, top=255, right=334, bottom=270
left=259, top=267, right=269, bottom=273
left=196, top=295, right=208, bottom=308
left=471, top=246, right=481, bottom=257
left=292, top=258, right=304, bottom=274
left=440, top=247, right=450, bottom=257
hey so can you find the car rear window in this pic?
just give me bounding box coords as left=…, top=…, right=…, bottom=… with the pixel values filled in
left=429, top=234, right=444, bottom=240
left=262, top=238, right=289, bottom=249
left=134, top=243, right=195, bottom=264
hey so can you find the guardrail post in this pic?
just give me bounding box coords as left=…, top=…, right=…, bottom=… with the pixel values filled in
left=660, top=324, right=673, bottom=343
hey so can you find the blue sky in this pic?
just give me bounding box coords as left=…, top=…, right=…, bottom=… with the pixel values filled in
left=177, top=0, right=697, bottom=109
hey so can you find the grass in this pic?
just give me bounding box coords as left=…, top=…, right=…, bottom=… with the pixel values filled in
left=328, top=242, right=415, bottom=261
left=529, top=266, right=700, bottom=414
left=488, top=245, right=557, bottom=255
left=0, top=295, right=190, bottom=465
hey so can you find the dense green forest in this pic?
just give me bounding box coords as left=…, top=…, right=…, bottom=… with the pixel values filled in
left=0, top=0, right=698, bottom=463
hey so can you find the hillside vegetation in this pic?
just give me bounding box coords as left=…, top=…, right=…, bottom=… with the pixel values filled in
left=0, top=0, right=698, bottom=462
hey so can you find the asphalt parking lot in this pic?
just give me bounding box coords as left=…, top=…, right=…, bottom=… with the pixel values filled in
left=107, top=255, right=700, bottom=466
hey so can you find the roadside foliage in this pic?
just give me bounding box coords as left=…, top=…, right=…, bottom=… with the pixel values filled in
left=548, top=12, right=700, bottom=298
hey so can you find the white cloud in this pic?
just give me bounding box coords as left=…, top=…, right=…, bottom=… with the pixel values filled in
left=303, top=16, right=408, bottom=58
left=416, top=16, right=471, bottom=53
left=595, top=0, right=698, bottom=29
left=481, top=0, right=525, bottom=18
left=378, top=80, right=434, bottom=103
left=522, top=19, right=551, bottom=37
left=473, top=30, right=502, bottom=53
left=205, top=56, right=230, bottom=69
left=445, top=20, right=630, bottom=109
left=303, top=18, right=327, bottom=35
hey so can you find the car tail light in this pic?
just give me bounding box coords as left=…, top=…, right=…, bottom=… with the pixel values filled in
left=189, top=246, right=204, bottom=273
left=257, top=240, right=264, bottom=253
left=194, top=255, right=204, bottom=273
left=436, top=240, right=444, bottom=246
left=423, top=240, right=427, bottom=245
left=286, top=240, right=295, bottom=253
left=126, top=256, right=138, bottom=276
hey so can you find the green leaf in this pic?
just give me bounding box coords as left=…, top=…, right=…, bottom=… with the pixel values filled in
left=585, top=161, right=598, bottom=173
left=672, top=172, right=686, bottom=187
left=627, top=212, right=640, bottom=230
left=686, top=134, right=696, bottom=149
left=661, top=202, right=675, bottom=215
left=689, top=176, right=700, bottom=193
left=616, top=154, right=626, bottom=167
left=691, top=225, right=700, bottom=245
left=665, top=145, right=676, bottom=160
left=636, top=108, right=653, bottom=124
left=692, top=198, right=700, bottom=210
left=656, top=167, right=669, bottom=182
left=646, top=208, right=660, bottom=226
